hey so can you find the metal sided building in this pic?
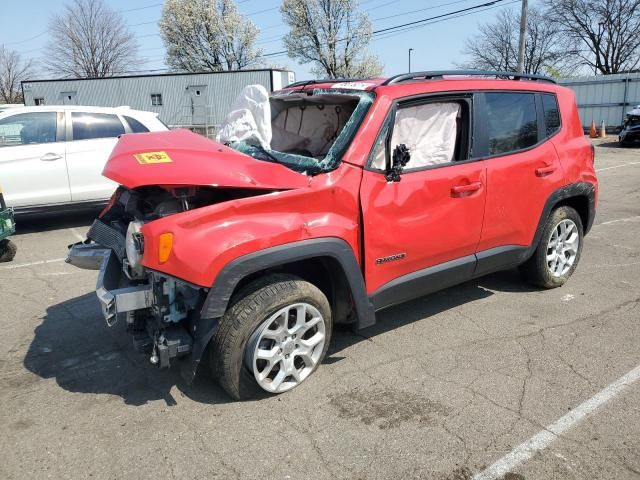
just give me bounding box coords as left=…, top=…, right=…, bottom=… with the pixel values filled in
left=560, top=72, right=640, bottom=131
left=21, top=69, right=295, bottom=135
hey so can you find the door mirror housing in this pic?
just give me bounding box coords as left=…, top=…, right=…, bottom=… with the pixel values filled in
left=385, top=144, right=411, bottom=182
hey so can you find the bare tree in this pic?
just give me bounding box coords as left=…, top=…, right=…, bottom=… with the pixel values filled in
left=0, top=46, right=34, bottom=104
left=160, top=0, right=262, bottom=72
left=44, top=0, right=140, bottom=78
left=460, top=7, right=570, bottom=76
left=281, top=0, right=383, bottom=78
left=543, top=0, right=640, bottom=74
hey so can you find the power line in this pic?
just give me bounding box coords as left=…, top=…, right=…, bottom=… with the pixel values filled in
left=262, top=0, right=507, bottom=57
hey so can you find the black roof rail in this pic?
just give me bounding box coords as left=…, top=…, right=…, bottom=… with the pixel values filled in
left=381, top=70, right=557, bottom=86
left=286, top=78, right=367, bottom=88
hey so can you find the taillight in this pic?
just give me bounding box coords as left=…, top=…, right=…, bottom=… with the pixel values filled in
left=590, top=144, right=595, bottom=165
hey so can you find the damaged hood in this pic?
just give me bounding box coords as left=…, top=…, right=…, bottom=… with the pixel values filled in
left=103, top=129, right=310, bottom=190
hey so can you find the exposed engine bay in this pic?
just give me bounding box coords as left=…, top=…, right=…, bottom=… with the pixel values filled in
left=70, top=184, right=277, bottom=371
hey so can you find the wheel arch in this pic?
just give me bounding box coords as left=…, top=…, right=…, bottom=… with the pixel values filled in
left=527, top=182, right=596, bottom=260
left=200, top=238, right=375, bottom=329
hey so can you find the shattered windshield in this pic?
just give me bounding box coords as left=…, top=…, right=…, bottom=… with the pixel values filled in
left=221, top=88, right=374, bottom=175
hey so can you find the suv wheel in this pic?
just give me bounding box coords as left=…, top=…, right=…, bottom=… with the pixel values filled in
left=520, top=206, right=583, bottom=288
left=210, top=274, right=332, bottom=400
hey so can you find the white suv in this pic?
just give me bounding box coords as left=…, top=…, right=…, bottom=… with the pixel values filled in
left=0, top=105, right=168, bottom=214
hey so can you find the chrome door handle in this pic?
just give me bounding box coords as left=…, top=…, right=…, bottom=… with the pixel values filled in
left=40, top=153, right=63, bottom=161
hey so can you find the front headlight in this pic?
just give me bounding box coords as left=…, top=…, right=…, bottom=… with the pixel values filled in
left=125, top=220, right=144, bottom=270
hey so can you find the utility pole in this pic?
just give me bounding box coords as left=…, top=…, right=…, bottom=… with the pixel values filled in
left=408, top=48, right=414, bottom=73
left=516, top=0, right=528, bottom=73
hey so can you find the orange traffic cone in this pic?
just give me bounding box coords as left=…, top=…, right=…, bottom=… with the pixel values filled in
left=600, top=120, right=606, bottom=138
left=589, top=120, right=598, bottom=138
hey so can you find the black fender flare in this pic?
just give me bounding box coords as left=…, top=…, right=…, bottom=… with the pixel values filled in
left=526, top=181, right=596, bottom=261
left=182, top=238, right=375, bottom=382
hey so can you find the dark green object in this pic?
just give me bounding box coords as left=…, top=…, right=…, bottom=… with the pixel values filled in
left=0, top=191, right=16, bottom=262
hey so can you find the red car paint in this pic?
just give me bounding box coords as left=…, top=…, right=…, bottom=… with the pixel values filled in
left=105, top=129, right=310, bottom=190
left=104, top=77, right=596, bottom=297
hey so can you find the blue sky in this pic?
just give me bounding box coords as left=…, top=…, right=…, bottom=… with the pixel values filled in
left=1, top=0, right=538, bottom=81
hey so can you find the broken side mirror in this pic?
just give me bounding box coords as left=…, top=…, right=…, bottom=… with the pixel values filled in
left=385, top=144, right=411, bottom=182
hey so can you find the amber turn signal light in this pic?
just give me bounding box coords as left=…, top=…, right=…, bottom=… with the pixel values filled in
left=158, top=232, right=174, bottom=264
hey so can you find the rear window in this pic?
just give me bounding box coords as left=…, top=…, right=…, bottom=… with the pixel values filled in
left=72, top=112, right=125, bottom=140
left=123, top=115, right=150, bottom=133
left=484, top=92, right=538, bottom=156
left=542, top=94, right=561, bottom=136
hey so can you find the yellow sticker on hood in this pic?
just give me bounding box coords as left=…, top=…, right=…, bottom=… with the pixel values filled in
left=134, top=151, right=173, bottom=164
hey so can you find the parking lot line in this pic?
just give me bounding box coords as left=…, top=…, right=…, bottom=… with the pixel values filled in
left=596, top=161, right=640, bottom=172
left=472, top=363, right=640, bottom=480
left=0, top=258, right=66, bottom=270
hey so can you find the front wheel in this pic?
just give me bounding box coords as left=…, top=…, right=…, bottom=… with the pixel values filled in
left=210, top=274, right=332, bottom=400
left=520, top=206, right=584, bottom=288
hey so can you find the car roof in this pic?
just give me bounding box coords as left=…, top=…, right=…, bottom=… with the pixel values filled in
left=0, top=105, right=158, bottom=117
left=277, top=71, right=561, bottom=96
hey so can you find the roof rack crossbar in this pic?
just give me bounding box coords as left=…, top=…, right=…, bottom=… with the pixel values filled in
left=381, top=70, right=556, bottom=86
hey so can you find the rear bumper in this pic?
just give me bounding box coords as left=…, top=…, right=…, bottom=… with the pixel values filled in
left=66, top=242, right=153, bottom=325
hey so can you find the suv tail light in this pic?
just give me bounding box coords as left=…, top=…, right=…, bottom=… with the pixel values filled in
left=590, top=144, right=595, bottom=165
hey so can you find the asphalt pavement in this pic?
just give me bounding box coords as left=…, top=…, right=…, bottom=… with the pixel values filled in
left=1, top=138, right=639, bottom=480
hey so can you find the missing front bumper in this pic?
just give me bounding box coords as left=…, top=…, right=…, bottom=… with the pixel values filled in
left=67, top=243, right=153, bottom=325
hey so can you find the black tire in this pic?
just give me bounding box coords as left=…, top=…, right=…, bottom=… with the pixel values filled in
left=0, top=239, right=17, bottom=262
left=210, top=274, right=332, bottom=400
left=520, top=206, right=584, bottom=288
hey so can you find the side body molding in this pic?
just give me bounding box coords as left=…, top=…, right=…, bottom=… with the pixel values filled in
left=200, top=238, right=376, bottom=329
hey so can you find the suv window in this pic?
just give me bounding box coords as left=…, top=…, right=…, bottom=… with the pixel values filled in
left=72, top=112, right=125, bottom=140
left=123, top=115, right=150, bottom=133
left=0, top=112, right=57, bottom=147
left=484, top=92, right=538, bottom=156
left=371, top=100, right=469, bottom=170
left=542, top=94, right=560, bottom=136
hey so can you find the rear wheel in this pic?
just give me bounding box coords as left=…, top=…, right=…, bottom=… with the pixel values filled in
left=0, top=239, right=17, bottom=262
left=210, top=274, right=332, bottom=400
left=520, top=206, right=583, bottom=288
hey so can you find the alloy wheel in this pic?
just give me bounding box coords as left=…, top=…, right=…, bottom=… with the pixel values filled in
left=546, top=219, right=579, bottom=277
left=245, top=302, right=326, bottom=393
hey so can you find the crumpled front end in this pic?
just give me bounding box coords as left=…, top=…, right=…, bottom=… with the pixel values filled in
left=66, top=182, right=278, bottom=380
left=67, top=218, right=202, bottom=373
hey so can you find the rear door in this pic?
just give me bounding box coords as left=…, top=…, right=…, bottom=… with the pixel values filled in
left=360, top=94, right=487, bottom=307
left=474, top=91, right=565, bottom=273
left=65, top=111, right=124, bottom=202
left=0, top=110, right=69, bottom=207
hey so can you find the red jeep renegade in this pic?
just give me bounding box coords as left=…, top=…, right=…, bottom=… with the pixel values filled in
left=68, top=71, right=598, bottom=400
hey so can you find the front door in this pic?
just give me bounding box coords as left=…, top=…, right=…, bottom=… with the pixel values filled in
left=360, top=95, right=486, bottom=309
left=0, top=111, right=70, bottom=207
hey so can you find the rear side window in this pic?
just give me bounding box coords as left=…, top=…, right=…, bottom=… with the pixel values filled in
left=123, top=115, right=150, bottom=133
left=484, top=92, right=538, bottom=156
left=72, top=112, right=125, bottom=140
left=542, top=94, right=561, bottom=136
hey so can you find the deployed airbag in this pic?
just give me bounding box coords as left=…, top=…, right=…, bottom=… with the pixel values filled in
left=391, top=102, right=460, bottom=168
left=217, top=84, right=272, bottom=149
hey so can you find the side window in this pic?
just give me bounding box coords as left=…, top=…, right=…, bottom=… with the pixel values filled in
left=123, top=115, right=150, bottom=133
left=151, top=94, right=163, bottom=106
left=370, top=100, right=468, bottom=170
left=72, top=112, right=125, bottom=140
left=484, top=92, right=538, bottom=156
left=542, top=94, right=560, bottom=137
left=0, top=112, right=57, bottom=147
